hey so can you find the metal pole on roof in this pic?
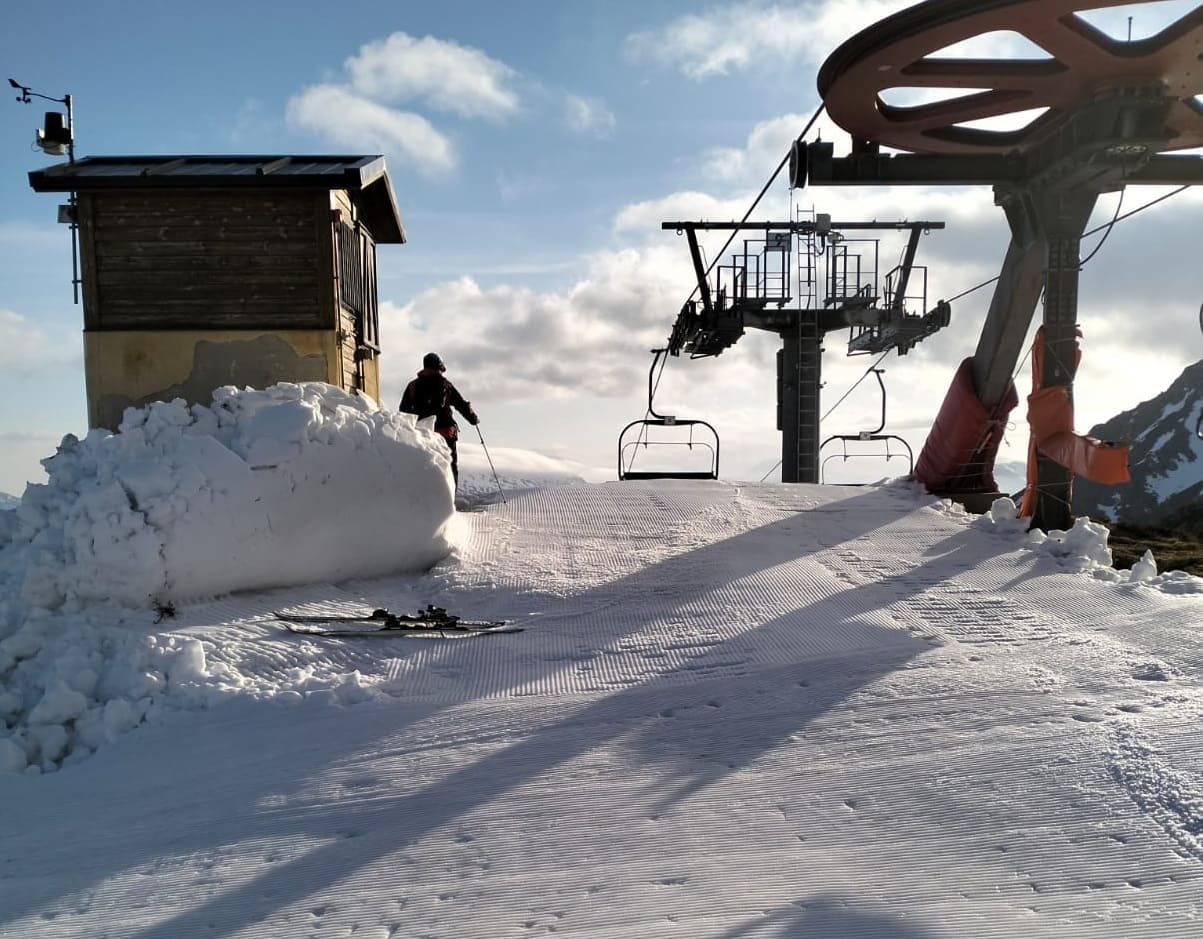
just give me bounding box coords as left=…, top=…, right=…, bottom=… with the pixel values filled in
left=9, top=78, right=79, bottom=303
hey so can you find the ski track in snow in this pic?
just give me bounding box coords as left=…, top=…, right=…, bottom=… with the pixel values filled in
left=5, top=480, right=1203, bottom=937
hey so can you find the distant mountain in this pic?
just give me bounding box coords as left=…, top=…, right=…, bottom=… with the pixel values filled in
left=0, top=492, right=18, bottom=511
left=1073, top=359, right=1203, bottom=535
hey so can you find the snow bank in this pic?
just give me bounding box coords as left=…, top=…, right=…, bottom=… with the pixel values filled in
left=0, top=391, right=603, bottom=776
left=972, top=497, right=1203, bottom=593
left=0, top=613, right=222, bottom=774
left=0, top=382, right=463, bottom=774
left=0, top=382, right=456, bottom=617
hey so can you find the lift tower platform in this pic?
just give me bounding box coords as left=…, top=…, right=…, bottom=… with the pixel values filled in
left=664, top=217, right=949, bottom=484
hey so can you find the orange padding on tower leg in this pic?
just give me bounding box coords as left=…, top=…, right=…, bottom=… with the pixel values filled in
left=1038, top=431, right=1130, bottom=484
left=914, top=357, right=1017, bottom=492
left=1018, top=328, right=1129, bottom=517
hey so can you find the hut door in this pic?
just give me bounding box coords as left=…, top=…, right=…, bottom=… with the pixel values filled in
left=335, top=219, right=380, bottom=393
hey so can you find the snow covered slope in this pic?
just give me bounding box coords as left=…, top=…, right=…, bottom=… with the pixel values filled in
left=3, top=480, right=1202, bottom=938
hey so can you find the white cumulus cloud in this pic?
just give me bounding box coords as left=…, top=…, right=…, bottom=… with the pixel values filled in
left=378, top=244, right=697, bottom=404
left=564, top=94, right=616, bottom=138
left=286, top=85, right=456, bottom=176
left=344, top=32, right=520, bottom=120
left=0, top=309, right=78, bottom=374
left=614, top=192, right=757, bottom=235
left=626, top=1, right=911, bottom=79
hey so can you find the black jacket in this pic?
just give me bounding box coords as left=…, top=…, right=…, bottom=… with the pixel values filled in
left=400, top=369, right=477, bottom=439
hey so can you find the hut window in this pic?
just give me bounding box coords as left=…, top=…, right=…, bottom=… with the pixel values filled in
left=336, top=219, right=380, bottom=352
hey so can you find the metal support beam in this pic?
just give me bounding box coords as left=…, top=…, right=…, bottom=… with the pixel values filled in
left=890, top=226, right=923, bottom=314
left=663, top=219, right=945, bottom=233
left=684, top=228, right=714, bottom=316
left=1029, top=190, right=1097, bottom=533
left=970, top=192, right=1047, bottom=411
left=803, top=0, right=1203, bottom=517
left=803, top=144, right=1203, bottom=189
left=779, top=315, right=824, bottom=483
left=666, top=216, right=947, bottom=483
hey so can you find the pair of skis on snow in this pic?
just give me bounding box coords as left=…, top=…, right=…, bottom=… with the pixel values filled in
left=275, top=604, right=521, bottom=638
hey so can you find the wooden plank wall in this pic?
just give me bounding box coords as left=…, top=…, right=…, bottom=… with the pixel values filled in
left=84, top=190, right=326, bottom=331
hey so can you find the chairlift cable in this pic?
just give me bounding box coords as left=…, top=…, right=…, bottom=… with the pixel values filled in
left=759, top=460, right=781, bottom=482
left=821, top=350, right=892, bottom=423
left=680, top=102, right=827, bottom=310
left=1081, top=184, right=1189, bottom=239
left=759, top=348, right=891, bottom=482
left=946, top=275, right=1000, bottom=305
left=1079, top=188, right=1125, bottom=268
left=942, top=187, right=1188, bottom=307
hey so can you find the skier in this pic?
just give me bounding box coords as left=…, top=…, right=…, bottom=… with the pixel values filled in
left=399, top=352, right=479, bottom=486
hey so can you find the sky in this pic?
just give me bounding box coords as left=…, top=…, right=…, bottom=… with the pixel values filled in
left=2, top=381, right=1203, bottom=934
left=3, top=0, right=1203, bottom=496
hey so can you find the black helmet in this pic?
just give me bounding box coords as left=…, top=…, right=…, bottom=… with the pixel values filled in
left=423, top=352, right=445, bottom=372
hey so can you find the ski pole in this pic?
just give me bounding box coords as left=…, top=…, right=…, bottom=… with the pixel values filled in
left=475, top=424, right=507, bottom=504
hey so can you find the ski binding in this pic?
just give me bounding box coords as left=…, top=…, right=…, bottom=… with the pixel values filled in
left=275, top=604, right=521, bottom=637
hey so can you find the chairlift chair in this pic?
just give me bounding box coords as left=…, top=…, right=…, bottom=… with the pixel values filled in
left=818, top=368, right=914, bottom=483
left=618, top=350, right=720, bottom=481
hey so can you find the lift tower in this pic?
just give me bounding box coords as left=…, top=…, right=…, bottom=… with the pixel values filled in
left=664, top=217, right=949, bottom=483
left=799, top=0, right=1203, bottom=531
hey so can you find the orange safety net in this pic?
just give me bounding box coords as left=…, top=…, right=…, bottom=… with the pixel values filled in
left=1017, top=327, right=1129, bottom=517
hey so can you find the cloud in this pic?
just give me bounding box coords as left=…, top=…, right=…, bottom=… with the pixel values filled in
left=613, top=191, right=756, bottom=235
left=286, top=85, right=456, bottom=176
left=344, top=32, right=520, bottom=120
left=0, top=431, right=58, bottom=496
left=0, top=222, right=68, bottom=256
left=379, top=243, right=696, bottom=405
left=286, top=30, right=610, bottom=173
left=226, top=97, right=272, bottom=146
left=701, top=113, right=804, bottom=184
left=285, top=31, right=523, bottom=174
left=563, top=94, right=616, bottom=138
left=626, top=1, right=911, bottom=79
left=0, top=309, right=79, bottom=374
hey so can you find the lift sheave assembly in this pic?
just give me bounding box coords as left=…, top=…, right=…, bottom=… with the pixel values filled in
left=806, top=0, right=1203, bottom=530
left=623, top=0, right=1203, bottom=532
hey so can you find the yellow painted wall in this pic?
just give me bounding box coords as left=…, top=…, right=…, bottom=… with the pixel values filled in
left=84, top=329, right=341, bottom=430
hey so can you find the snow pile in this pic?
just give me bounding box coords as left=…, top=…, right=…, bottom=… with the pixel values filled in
left=0, top=614, right=218, bottom=774
left=973, top=496, right=1203, bottom=593
left=975, top=497, right=1117, bottom=571
left=0, top=382, right=457, bottom=619
left=0, top=391, right=607, bottom=775
left=1028, top=514, right=1116, bottom=570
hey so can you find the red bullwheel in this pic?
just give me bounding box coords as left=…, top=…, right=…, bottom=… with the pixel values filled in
left=818, top=0, right=1203, bottom=154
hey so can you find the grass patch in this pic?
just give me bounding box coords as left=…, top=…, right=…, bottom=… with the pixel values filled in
left=1100, top=522, right=1203, bottom=578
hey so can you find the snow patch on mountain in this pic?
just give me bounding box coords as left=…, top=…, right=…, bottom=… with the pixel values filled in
left=1074, top=360, right=1203, bottom=533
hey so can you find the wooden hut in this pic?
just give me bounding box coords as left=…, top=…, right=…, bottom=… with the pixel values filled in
left=29, top=155, right=405, bottom=429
